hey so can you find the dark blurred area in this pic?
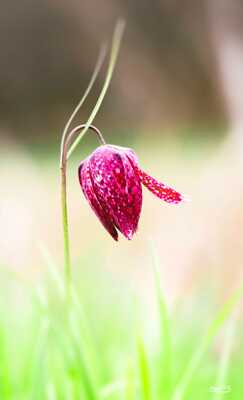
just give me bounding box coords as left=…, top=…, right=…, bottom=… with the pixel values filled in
left=2, top=0, right=243, bottom=144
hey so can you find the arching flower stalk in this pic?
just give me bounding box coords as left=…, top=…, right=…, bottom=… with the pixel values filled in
left=60, top=21, right=125, bottom=297
left=59, top=19, right=185, bottom=297
left=60, top=125, right=107, bottom=296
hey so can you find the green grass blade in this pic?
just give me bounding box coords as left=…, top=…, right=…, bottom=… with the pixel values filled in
left=100, top=379, right=125, bottom=398
left=64, top=378, right=75, bottom=400
left=67, top=19, right=125, bottom=160
left=124, top=361, right=136, bottom=400
left=151, top=242, right=172, bottom=399
left=39, top=243, right=65, bottom=298
left=172, top=284, right=243, bottom=400
left=137, top=335, right=152, bottom=400
left=212, top=314, right=237, bottom=400
left=71, top=286, right=103, bottom=382
left=69, top=310, right=98, bottom=400
left=30, top=318, right=49, bottom=400
left=50, top=312, right=98, bottom=400
left=46, top=382, right=57, bottom=400
left=0, top=324, right=11, bottom=399
left=40, top=244, right=104, bottom=393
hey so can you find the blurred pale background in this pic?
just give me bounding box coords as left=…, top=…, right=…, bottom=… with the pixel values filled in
left=1, top=0, right=243, bottom=302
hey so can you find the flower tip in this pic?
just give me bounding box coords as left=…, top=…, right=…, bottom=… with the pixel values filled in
left=124, top=229, right=134, bottom=240
left=168, top=193, right=190, bottom=205
left=181, top=194, right=191, bottom=203
left=110, top=227, right=119, bottom=241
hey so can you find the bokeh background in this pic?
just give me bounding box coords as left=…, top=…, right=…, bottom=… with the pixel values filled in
left=1, top=1, right=243, bottom=398
left=1, top=1, right=243, bottom=310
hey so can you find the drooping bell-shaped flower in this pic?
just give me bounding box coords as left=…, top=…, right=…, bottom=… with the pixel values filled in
left=78, top=145, right=184, bottom=241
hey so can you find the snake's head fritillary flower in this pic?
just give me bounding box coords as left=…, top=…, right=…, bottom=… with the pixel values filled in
left=78, top=145, right=185, bottom=241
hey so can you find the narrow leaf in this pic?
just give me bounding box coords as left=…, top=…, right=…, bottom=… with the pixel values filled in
left=60, top=44, right=107, bottom=165
left=137, top=335, right=152, bottom=400
left=151, top=242, right=172, bottom=398
left=172, top=285, right=243, bottom=400
left=67, top=19, right=125, bottom=159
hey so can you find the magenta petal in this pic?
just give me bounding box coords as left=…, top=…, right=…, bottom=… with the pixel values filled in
left=78, top=143, right=186, bottom=241
left=120, top=152, right=142, bottom=236
left=136, top=167, right=184, bottom=204
left=89, top=146, right=142, bottom=239
left=78, top=161, right=118, bottom=241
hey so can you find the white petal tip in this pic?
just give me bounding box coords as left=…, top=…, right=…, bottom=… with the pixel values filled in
left=181, top=195, right=191, bottom=203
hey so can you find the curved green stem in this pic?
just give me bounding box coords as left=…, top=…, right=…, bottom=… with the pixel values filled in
left=60, top=125, right=106, bottom=298
left=59, top=49, right=106, bottom=298
left=59, top=19, right=125, bottom=299
left=61, top=160, right=71, bottom=298
left=60, top=45, right=107, bottom=168
left=67, top=19, right=125, bottom=160
left=66, top=124, right=106, bottom=149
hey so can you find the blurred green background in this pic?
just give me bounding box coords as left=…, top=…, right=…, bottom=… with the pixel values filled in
left=1, top=1, right=243, bottom=399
